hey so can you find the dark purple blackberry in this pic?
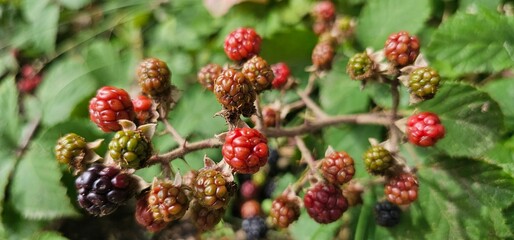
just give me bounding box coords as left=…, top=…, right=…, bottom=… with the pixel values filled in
left=242, top=216, right=267, bottom=240
left=75, top=164, right=136, bottom=216
left=374, top=201, right=401, bottom=227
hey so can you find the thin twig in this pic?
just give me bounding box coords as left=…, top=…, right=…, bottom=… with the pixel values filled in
left=147, top=137, right=223, bottom=164
left=297, top=89, right=329, bottom=119
left=253, top=97, right=264, bottom=129
left=389, top=77, right=401, bottom=153
left=294, top=136, right=318, bottom=174
left=16, top=115, right=41, bottom=158
left=160, top=113, right=186, bottom=146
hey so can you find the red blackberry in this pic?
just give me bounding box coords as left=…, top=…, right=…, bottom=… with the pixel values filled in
left=374, top=200, right=401, bottom=227
left=240, top=180, right=259, bottom=199
left=261, top=106, right=279, bottom=128
left=363, top=145, right=394, bottom=175
left=75, top=164, right=136, bottom=216
left=108, top=129, right=152, bottom=169
left=384, top=31, right=420, bottom=67
left=224, top=27, right=262, bottom=61
left=241, top=199, right=261, bottom=219
left=242, top=216, right=268, bottom=240
left=213, top=68, right=256, bottom=117
left=193, top=168, right=236, bottom=210
left=197, top=63, right=222, bottom=91
left=17, top=65, right=42, bottom=93
left=136, top=58, right=172, bottom=99
left=303, top=183, right=348, bottom=224
left=269, top=195, right=301, bottom=228
left=135, top=193, right=168, bottom=232
left=312, top=1, right=336, bottom=22
left=408, top=67, right=441, bottom=99
left=406, top=112, right=445, bottom=147
left=320, top=151, right=355, bottom=185
left=190, top=200, right=225, bottom=231
left=384, top=172, right=419, bottom=205
left=242, top=55, right=274, bottom=93
left=132, top=95, right=154, bottom=125
left=222, top=127, right=269, bottom=174
left=312, top=42, right=335, bottom=70
left=89, top=86, right=136, bottom=132
left=147, top=179, right=189, bottom=222
left=271, top=62, right=290, bottom=89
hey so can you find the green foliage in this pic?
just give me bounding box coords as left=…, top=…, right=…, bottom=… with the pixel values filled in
left=427, top=8, right=514, bottom=76
left=0, top=0, right=513, bottom=238
left=356, top=0, right=432, bottom=49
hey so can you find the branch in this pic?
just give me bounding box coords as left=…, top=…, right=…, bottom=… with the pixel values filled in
left=297, top=89, right=329, bottom=119
left=147, top=137, right=223, bottom=165
left=262, top=113, right=392, bottom=138
left=389, top=77, right=401, bottom=153
left=294, top=136, right=318, bottom=174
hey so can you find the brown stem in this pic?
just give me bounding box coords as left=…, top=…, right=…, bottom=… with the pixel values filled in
left=147, top=137, right=223, bottom=165
left=294, top=136, right=318, bottom=174
left=263, top=113, right=392, bottom=138
left=253, top=97, right=264, bottom=129
left=16, top=115, right=41, bottom=158
left=389, top=77, right=401, bottom=153
left=160, top=110, right=186, bottom=146
left=297, top=89, right=329, bottom=119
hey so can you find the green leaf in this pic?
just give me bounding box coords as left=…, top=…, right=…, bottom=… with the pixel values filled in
left=0, top=76, right=21, bottom=148
left=22, top=0, right=59, bottom=53
left=2, top=202, right=48, bottom=240
left=319, top=60, right=369, bottom=115
left=36, top=58, right=97, bottom=126
left=412, top=157, right=514, bottom=239
left=364, top=82, right=411, bottom=109
left=356, top=0, right=431, bottom=49
left=427, top=8, right=514, bottom=75
left=9, top=120, right=102, bottom=220
left=290, top=209, right=343, bottom=240
left=83, top=41, right=136, bottom=90
left=417, top=82, right=502, bottom=158
left=482, top=78, right=514, bottom=131
left=0, top=150, right=17, bottom=239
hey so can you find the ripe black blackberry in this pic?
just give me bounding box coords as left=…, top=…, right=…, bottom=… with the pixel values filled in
left=374, top=201, right=401, bottom=227
left=242, top=216, right=267, bottom=240
left=75, top=164, right=136, bottom=216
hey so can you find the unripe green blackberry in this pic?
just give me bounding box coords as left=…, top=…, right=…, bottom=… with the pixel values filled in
left=148, top=179, right=189, bottom=222
left=108, top=130, right=152, bottom=169
left=242, top=56, right=274, bottom=93
left=213, top=68, right=256, bottom=117
left=193, top=168, right=236, bottom=210
left=197, top=63, right=222, bottom=92
left=346, top=52, right=374, bottom=80
left=136, top=58, right=172, bottom=99
left=55, top=133, right=87, bottom=166
left=363, top=146, right=394, bottom=175
left=408, top=67, right=441, bottom=99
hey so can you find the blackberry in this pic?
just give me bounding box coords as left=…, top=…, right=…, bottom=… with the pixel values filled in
left=242, top=216, right=267, bottom=240
left=384, top=31, right=420, bottom=67
left=269, top=196, right=301, bottom=228
left=55, top=133, right=87, bottom=169
left=312, top=42, right=335, bottom=70
left=136, top=58, right=172, bottom=99
left=222, top=127, right=269, bottom=174
left=242, top=56, right=274, bottom=93
left=197, top=63, right=222, bottom=92
left=190, top=200, right=225, bottom=231
left=320, top=150, right=355, bottom=185
left=108, top=130, right=152, bottom=169
left=148, top=179, right=189, bottom=222
left=213, top=68, right=256, bottom=117
left=240, top=199, right=261, bottom=219
left=384, top=172, right=419, bottom=205
left=303, top=183, right=348, bottom=224
left=132, top=95, right=154, bottom=125
left=346, top=52, right=374, bottom=80
left=271, top=62, right=290, bottom=89
left=75, top=164, right=135, bottom=216
left=363, top=146, right=394, bottom=175
left=374, top=201, right=401, bottom=227
left=89, top=86, right=136, bottom=132
left=224, top=27, right=262, bottom=61
left=408, top=67, right=441, bottom=99
left=406, top=112, right=445, bottom=147
left=135, top=193, right=168, bottom=232
left=193, top=168, right=236, bottom=210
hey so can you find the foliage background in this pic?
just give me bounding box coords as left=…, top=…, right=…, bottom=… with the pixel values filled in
left=0, top=0, right=514, bottom=239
